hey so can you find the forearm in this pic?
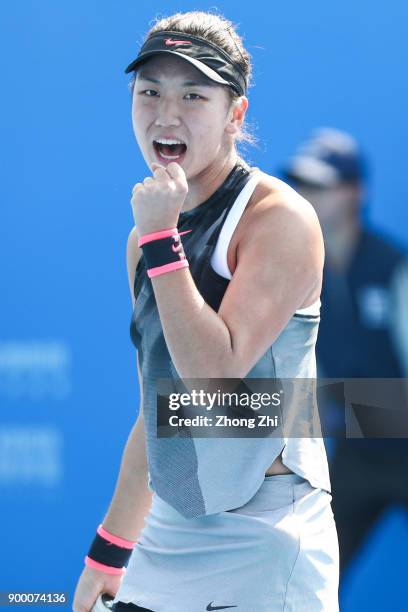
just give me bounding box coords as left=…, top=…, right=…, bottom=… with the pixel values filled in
left=102, top=415, right=152, bottom=542
left=151, top=267, right=234, bottom=379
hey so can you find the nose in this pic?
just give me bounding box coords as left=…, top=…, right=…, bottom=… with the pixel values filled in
left=154, top=95, right=181, bottom=128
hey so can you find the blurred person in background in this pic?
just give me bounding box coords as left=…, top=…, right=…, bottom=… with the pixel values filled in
left=281, top=127, right=408, bottom=582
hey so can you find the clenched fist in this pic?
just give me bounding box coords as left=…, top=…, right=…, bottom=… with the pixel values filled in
left=131, top=162, right=188, bottom=236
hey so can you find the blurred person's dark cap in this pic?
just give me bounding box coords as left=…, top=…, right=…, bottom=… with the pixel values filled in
left=282, top=128, right=366, bottom=188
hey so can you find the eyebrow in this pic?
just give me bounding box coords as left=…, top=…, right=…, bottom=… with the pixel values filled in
left=137, top=73, right=214, bottom=87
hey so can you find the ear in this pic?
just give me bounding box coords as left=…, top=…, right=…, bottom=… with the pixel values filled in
left=225, top=96, right=249, bottom=136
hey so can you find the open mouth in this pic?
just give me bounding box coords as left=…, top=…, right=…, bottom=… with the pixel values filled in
left=153, top=139, right=187, bottom=162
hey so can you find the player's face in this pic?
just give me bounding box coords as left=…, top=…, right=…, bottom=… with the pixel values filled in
left=131, top=55, right=234, bottom=179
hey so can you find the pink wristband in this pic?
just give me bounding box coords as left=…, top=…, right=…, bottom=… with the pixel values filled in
left=138, top=227, right=192, bottom=247
left=147, top=259, right=189, bottom=278
left=97, top=524, right=136, bottom=549
left=84, top=556, right=126, bottom=575
left=138, top=227, right=177, bottom=247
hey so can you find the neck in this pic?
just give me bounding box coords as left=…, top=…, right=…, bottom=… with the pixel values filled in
left=181, top=149, right=241, bottom=213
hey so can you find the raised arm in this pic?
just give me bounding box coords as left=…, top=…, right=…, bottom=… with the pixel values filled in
left=147, top=188, right=323, bottom=379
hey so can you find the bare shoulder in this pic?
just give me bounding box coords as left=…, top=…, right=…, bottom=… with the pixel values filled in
left=240, top=170, right=324, bottom=256
left=233, top=170, right=324, bottom=307
left=249, top=170, right=321, bottom=229
left=126, top=226, right=143, bottom=306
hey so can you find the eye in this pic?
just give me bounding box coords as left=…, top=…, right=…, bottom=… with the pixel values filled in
left=140, top=89, right=158, bottom=97
left=184, top=93, right=203, bottom=100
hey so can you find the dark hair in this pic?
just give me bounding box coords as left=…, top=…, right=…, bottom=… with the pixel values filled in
left=127, top=10, right=258, bottom=157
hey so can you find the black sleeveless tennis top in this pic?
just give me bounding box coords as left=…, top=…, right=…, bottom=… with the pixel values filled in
left=130, top=162, right=330, bottom=518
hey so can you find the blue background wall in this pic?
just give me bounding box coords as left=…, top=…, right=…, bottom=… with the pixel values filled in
left=1, top=1, right=407, bottom=609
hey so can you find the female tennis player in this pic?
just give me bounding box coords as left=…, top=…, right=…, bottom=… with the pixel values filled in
left=73, top=10, right=339, bottom=612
